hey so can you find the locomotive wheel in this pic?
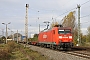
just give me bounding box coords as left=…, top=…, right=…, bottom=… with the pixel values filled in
left=44, top=44, right=47, bottom=48
left=56, top=46, right=59, bottom=50
left=63, top=48, right=68, bottom=51
left=50, top=44, right=54, bottom=50
left=50, top=44, right=53, bottom=49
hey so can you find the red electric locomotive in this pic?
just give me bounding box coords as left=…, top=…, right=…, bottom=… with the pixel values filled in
left=38, top=25, right=73, bottom=49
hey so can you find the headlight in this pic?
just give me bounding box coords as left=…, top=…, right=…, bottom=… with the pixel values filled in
left=69, top=36, right=72, bottom=38
left=59, top=36, right=62, bottom=38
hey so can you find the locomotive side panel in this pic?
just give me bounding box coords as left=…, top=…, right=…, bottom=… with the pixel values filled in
left=52, top=27, right=60, bottom=45
left=38, top=29, right=57, bottom=45
left=38, top=32, right=44, bottom=42
left=46, top=30, right=53, bottom=43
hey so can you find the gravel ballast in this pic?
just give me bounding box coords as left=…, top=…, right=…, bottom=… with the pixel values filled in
left=29, top=45, right=89, bottom=60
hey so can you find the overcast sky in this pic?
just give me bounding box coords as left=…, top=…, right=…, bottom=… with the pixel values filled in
left=0, top=0, right=90, bottom=36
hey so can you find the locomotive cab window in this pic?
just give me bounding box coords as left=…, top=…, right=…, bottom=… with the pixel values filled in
left=65, top=30, right=71, bottom=34
left=58, top=29, right=71, bottom=34
left=58, top=30, right=64, bottom=34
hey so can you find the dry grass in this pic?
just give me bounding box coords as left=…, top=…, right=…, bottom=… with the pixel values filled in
left=0, top=41, right=49, bottom=60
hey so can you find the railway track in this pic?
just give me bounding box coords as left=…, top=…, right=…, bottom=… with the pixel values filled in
left=50, top=47, right=90, bottom=59
left=65, top=51, right=90, bottom=59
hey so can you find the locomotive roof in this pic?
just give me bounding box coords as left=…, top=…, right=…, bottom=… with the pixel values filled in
left=40, top=27, right=71, bottom=33
left=40, top=24, right=72, bottom=32
left=58, top=27, right=72, bottom=29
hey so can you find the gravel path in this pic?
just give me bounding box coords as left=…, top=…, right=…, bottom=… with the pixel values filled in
left=28, top=45, right=89, bottom=60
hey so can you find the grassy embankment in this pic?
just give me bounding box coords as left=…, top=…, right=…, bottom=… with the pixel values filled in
left=0, top=41, right=49, bottom=60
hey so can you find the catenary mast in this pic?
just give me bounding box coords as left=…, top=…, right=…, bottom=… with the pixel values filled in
left=25, top=4, right=29, bottom=44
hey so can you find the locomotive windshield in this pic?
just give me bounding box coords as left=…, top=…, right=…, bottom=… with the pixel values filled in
left=58, top=30, right=64, bottom=34
left=58, top=29, right=71, bottom=34
left=65, top=30, right=71, bottom=34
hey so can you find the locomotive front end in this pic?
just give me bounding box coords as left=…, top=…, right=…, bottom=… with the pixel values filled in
left=58, top=28, right=73, bottom=48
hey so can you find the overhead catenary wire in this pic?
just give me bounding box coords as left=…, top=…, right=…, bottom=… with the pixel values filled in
left=80, top=14, right=90, bottom=18
left=81, top=0, right=90, bottom=6
left=53, top=0, right=90, bottom=20
left=28, top=0, right=90, bottom=22
left=2, top=0, right=90, bottom=24
left=54, top=7, right=77, bottom=19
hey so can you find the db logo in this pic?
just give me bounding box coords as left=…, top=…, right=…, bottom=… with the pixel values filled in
left=43, top=34, right=47, bottom=38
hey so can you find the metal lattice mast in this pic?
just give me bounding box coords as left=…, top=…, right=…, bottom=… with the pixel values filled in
left=77, top=4, right=81, bottom=46
left=25, top=4, right=29, bottom=44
